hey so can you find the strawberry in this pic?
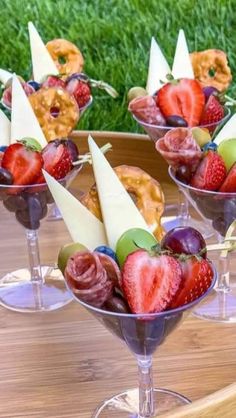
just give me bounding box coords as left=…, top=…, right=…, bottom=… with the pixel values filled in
left=41, top=75, right=66, bottom=89
left=190, top=150, right=227, bottom=191
left=157, top=78, right=205, bottom=127
left=219, top=162, right=236, bottom=192
left=0, top=152, right=3, bottom=166
left=122, top=250, right=182, bottom=314
left=36, top=140, right=72, bottom=183
left=171, top=257, right=214, bottom=308
left=1, top=143, right=43, bottom=185
left=200, top=95, right=224, bottom=126
left=66, top=78, right=91, bottom=108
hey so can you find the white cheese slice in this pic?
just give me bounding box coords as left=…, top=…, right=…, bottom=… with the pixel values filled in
left=88, top=135, right=151, bottom=250
left=28, top=22, right=59, bottom=83
left=172, top=29, right=194, bottom=79
left=43, top=170, right=107, bottom=249
left=213, top=114, right=236, bottom=145
left=10, top=74, right=48, bottom=147
left=0, top=69, right=13, bottom=86
left=0, top=110, right=10, bottom=146
left=146, top=37, right=171, bottom=95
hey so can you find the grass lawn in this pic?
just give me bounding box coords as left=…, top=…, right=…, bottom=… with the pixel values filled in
left=0, top=0, right=236, bottom=132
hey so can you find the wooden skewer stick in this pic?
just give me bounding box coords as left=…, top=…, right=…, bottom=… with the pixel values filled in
left=72, top=143, right=112, bottom=166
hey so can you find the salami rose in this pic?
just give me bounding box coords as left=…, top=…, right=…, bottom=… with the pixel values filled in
left=65, top=251, right=120, bottom=308
left=155, top=128, right=202, bottom=171
left=128, top=95, right=166, bottom=125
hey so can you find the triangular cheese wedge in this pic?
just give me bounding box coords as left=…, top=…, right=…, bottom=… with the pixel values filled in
left=213, top=114, right=236, bottom=145
left=43, top=170, right=107, bottom=249
left=172, top=29, right=194, bottom=79
left=146, top=37, right=171, bottom=95
left=0, top=69, right=13, bottom=86
left=28, top=22, right=59, bottom=83
left=88, top=135, right=151, bottom=250
left=0, top=110, right=10, bottom=146
left=10, top=74, right=47, bottom=147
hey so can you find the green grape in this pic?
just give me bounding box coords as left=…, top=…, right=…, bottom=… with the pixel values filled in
left=218, top=138, right=236, bottom=171
left=116, top=228, right=157, bottom=267
left=58, top=242, right=87, bottom=274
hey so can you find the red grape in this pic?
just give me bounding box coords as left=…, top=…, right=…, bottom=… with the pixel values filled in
left=175, top=165, right=192, bottom=184
left=161, top=226, right=207, bottom=258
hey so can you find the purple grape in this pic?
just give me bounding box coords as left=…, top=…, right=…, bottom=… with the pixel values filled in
left=0, top=167, right=13, bottom=185
left=175, top=165, right=192, bottom=184
left=203, top=86, right=219, bottom=103
left=66, top=139, right=79, bottom=162
left=166, top=115, right=188, bottom=127
left=66, top=73, right=89, bottom=84
left=161, top=226, right=207, bottom=258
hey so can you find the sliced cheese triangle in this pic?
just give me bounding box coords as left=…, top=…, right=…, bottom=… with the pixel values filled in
left=213, top=114, right=236, bottom=145
left=172, top=29, right=194, bottom=79
left=146, top=37, right=171, bottom=95
left=43, top=170, right=107, bottom=249
left=10, top=74, right=47, bottom=147
left=88, top=135, right=151, bottom=250
left=0, top=109, right=10, bottom=146
left=28, top=22, right=59, bottom=83
left=0, top=69, right=13, bottom=86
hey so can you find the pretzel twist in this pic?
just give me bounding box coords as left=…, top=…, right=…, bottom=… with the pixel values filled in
left=81, top=165, right=165, bottom=241
left=190, top=49, right=232, bottom=92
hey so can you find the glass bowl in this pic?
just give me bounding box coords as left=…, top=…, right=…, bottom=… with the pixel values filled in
left=169, top=166, right=236, bottom=323
left=132, top=106, right=231, bottom=142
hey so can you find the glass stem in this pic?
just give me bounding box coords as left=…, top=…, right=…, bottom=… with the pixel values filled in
left=216, top=256, right=230, bottom=292
left=26, top=229, right=43, bottom=284
left=178, top=191, right=189, bottom=226
left=136, top=355, right=154, bottom=418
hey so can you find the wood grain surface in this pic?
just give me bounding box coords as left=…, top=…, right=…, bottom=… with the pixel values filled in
left=0, top=131, right=235, bottom=418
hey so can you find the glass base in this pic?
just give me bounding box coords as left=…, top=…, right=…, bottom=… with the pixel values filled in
left=92, top=388, right=190, bottom=417
left=193, top=282, right=236, bottom=323
left=0, top=266, right=73, bottom=312
left=47, top=203, right=62, bottom=221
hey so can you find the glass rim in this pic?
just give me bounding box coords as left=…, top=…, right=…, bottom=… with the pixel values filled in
left=70, top=263, right=217, bottom=319
left=1, top=90, right=93, bottom=112
left=80, top=95, right=93, bottom=112
left=0, top=164, right=82, bottom=189
left=132, top=106, right=231, bottom=130
left=169, top=166, right=236, bottom=197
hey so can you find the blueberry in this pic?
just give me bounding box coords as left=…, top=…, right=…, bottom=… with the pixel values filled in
left=0, top=145, right=7, bottom=152
left=27, top=80, right=41, bottom=91
left=203, top=142, right=218, bottom=152
left=94, top=245, right=118, bottom=262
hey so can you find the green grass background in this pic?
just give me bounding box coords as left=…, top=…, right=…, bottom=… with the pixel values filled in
left=0, top=0, right=236, bottom=132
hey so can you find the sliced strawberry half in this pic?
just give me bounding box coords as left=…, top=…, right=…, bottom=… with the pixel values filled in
left=37, top=140, right=73, bottom=183
left=157, top=78, right=205, bottom=127
left=66, top=78, right=91, bottom=108
left=121, top=250, right=182, bottom=314
left=200, top=95, right=224, bottom=126
left=190, top=150, right=227, bottom=191
left=171, top=257, right=214, bottom=308
left=1, top=143, right=43, bottom=185
left=219, top=162, right=236, bottom=192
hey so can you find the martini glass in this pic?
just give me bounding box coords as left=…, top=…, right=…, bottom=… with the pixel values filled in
left=131, top=108, right=230, bottom=236
left=47, top=96, right=93, bottom=221
left=169, top=167, right=236, bottom=323
left=65, top=266, right=216, bottom=417
left=0, top=167, right=81, bottom=313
